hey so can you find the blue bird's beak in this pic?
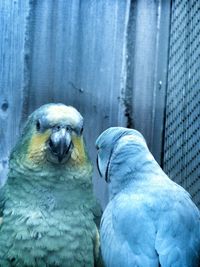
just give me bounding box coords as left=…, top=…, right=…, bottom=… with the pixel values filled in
left=96, top=155, right=102, bottom=177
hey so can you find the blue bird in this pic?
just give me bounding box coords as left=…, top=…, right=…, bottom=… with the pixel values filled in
left=96, top=127, right=200, bottom=267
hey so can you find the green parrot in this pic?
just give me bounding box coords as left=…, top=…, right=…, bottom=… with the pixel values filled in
left=0, top=103, right=101, bottom=267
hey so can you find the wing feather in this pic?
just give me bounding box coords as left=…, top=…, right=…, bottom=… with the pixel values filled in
left=101, top=193, right=160, bottom=267
left=155, top=186, right=200, bottom=267
left=101, top=180, right=200, bottom=267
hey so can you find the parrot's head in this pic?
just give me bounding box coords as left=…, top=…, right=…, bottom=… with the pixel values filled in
left=11, top=103, right=89, bottom=169
left=96, top=127, right=155, bottom=197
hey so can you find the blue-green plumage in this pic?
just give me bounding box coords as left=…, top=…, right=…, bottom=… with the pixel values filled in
left=0, top=104, right=100, bottom=267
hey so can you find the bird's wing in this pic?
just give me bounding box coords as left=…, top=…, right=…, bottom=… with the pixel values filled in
left=0, top=157, right=9, bottom=225
left=155, top=185, right=200, bottom=267
left=92, top=201, right=102, bottom=230
left=0, top=157, right=9, bottom=188
left=0, top=158, right=8, bottom=226
left=100, top=193, right=160, bottom=267
left=91, top=201, right=105, bottom=267
left=0, top=183, right=6, bottom=226
left=101, top=184, right=200, bottom=267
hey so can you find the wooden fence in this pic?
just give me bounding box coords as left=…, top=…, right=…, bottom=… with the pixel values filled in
left=4, top=1, right=199, bottom=209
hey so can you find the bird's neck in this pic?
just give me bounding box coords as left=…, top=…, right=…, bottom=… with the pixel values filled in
left=109, top=154, right=167, bottom=199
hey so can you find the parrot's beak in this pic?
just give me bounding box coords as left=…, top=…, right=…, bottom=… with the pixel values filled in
left=96, top=155, right=102, bottom=177
left=48, top=128, right=72, bottom=163
left=96, top=153, right=110, bottom=182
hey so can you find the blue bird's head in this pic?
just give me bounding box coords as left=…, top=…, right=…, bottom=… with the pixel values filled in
left=96, top=127, right=156, bottom=197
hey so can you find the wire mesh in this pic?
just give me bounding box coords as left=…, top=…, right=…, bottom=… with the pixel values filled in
left=164, top=0, right=200, bottom=208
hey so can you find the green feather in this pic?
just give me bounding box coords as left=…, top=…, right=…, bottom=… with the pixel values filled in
left=0, top=104, right=102, bottom=267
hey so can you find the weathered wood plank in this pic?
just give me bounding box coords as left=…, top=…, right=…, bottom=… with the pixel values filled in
left=0, top=0, right=29, bottom=185
left=0, top=0, right=170, bottom=208
left=21, top=0, right=130, bottom=207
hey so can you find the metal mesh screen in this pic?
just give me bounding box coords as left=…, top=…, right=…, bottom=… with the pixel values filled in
left=164, top=0, right=200, bottom=208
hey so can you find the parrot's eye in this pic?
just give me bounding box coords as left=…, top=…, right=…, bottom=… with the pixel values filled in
left=36, top=120, right=41, bottom=131
left=66, top=125, right=72, bottom=132
left=52, top=125, right=61, bottom=131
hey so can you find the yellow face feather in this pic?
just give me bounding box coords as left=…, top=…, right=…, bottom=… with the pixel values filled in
left=70, top=135, right=88, bottom=164
left=26, top=130, right=87, bottom=165
left=23, top=104, right=86, bottom=166
left=27, top=130, right=51, bottom=164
